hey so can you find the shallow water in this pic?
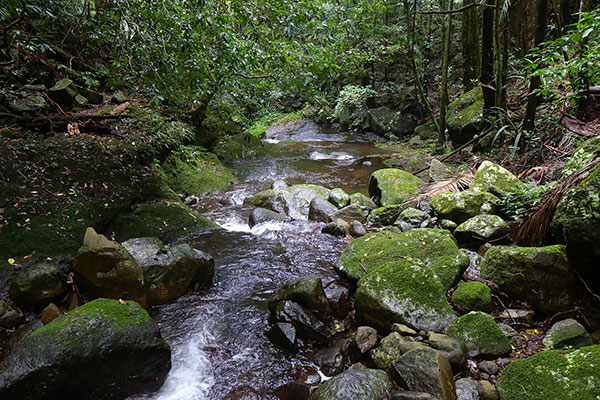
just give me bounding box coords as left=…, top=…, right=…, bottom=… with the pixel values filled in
left=136, top=122, right=405, bottom=399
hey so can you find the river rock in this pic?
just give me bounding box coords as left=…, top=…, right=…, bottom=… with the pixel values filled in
left=122, top=237, right=214, bottom=305
left=446, top=86, right=483, bottom=146
left=310, top=369, right=394, bottom=400
left=542, top=319, right=592, bottom=349
left=478, top=360, right=499, bottom=376
left=309, top=346, right=345, bottom=376
left=244, top=188, right=297, bottom=217
left=272, top=179, right=288, bottom=190
left=372, top=332, right=406, bottom=371
left=329, top=188, right=350, bottom=208
left=480, top=245, right=575, bottom=313
left=430, top=190, right=499, bottom=224
left=322, top=218, right=349, bottom=236
left=349, top=221, right=367, bottom=237
left=355, top=259, right=456, bottom=332
left=454, top=215, right=510, bottom=243
left=367, top=205, right=405, bottom=227
left=335, top=229, right=468, bottom=289
left=278, top=276, right=331, bottom=318
left=551, top=164, right=600, bottom=287
left=395, top=207, right=433, bottom=231
left=498, top=309, right=534, bottom=324
left=323, top=281, right=351, bottom=317
left=392, top=323, right=418, bottom=336
left=477, top=380, right=498, bottom=400
left=288, top=184, right=331, bottom=212
left=445, top=312, right=511, bottom=358
left=309, top=198, right=338, bottom=223
left=330, top=204, right=366, bottom=224
left=266, top=322, right=297, bottom=352
left=249, top=207, right=286, bottom=227
left=455, top=378, right=481, bottom=400
left=451, top=282, right=493, bottom=313
left=40, top=302, right=62, bottom=325
left=470, top=161, right=524, bottom=197
left=496, top=345, right=600, bottom=400
left=429, top=159, right=457, bottom=182
left=349, top=192, right=378, bottom=210
left=274, top=382, right=310, bottom=400
left=428, top=332, right=467, bottom=371
left=392, top=392, right=438, bottom=400
left=73, top=228, right=147, bottom=307
left=275, top=300, right=330, bottom=344
left=354, top=326, right=378, bottom=354
left=0, top=300, right=24, bottom=329
left=393, top=346, right=457, bottom=400
left=9, top=261, right=69, bottom=310
left=0, top=298, right=171, bottom=399
left=368, top=168, right=424, bottom=206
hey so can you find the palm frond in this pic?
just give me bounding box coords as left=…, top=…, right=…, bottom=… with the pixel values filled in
left=403, top=168, right=475, bottom=207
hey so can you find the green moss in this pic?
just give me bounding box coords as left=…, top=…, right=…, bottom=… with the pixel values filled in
left=368, top=168, right=424, bottom=206
left=545, top=324, right=589, bottom=349
left=430, top=190, right=499, bottom=224
left=211, top=132, right=265, bottom=162
left=470, top=161, right=524, bottom=197
left=161, top=146, right=235, bottom=195
left=372, top=332, right=406, bottom=370
left=445, top=311, right=510, bottom=357
left=562, top=137, right=600, bottom=180
left=497, top=346, right=600, bottom=400
left=355, top=259, right=456, bottom=332
left=451, top=282, right=493, bottom=313
left=244, top=110, right=307, bottom=137
left=367, top=205, right=405, bottom=226
left=446, top=86, right=484, bottom=130
left=106, top=202, right=217, bottom=243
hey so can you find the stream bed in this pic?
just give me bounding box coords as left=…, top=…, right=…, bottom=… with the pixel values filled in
left=137, top=121, right=406, bottom=399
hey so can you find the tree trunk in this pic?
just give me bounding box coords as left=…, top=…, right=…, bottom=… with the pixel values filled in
left=462, top=0, right=480, bottom=90
left=439, top=0, right=454, bottom=143
left=481, top=0, right=496, bottom=112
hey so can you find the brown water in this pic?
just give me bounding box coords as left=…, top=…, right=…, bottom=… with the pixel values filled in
left=136, top=121, right=406, bottom=400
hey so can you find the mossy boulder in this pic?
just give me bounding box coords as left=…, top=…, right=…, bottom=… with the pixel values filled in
left=335, top=229, right=469, bottom=289
left=161, top=147, right=235, bottom=195
left=329, top=188, right=350, bottom=208
left=122, top=237, right=214, bottom=305
left=542, top=319, right=592, bottom=350
left=212, top=133, right=264, bottom=162
left=470, top=161, right=524, bottom=197
left=561, top=136, right=600, bottom=179
left=107, top=201, right=217, bottom=243
left=451, top=282, right=493, bottom=313
left=496, top=346, right=600, bottom=400
left=367, top=204, right=405, bottom=227
left=445, top=312, right=511, bottom=358
left=446, top=86, right=484, bottom=146
left=430, top=190, right=499, bottom=224
left=480, top=245, right=575, bottom=313
left=9, top=262, right=69, bottom=310
left=355, top=259, right=456, bottom=332
left=395, top=207, right=433, bottom=232
left=368, top=168, right=424, bottom=206
left=349, top=192, right=378, bottom=210
left=310, top=369, right=394, bottom=400
left=330, top=204, right=366, bottom=224
left=551, top=164, right=600, bottom=286
left=372, top=332, right=407, bottom=371
left=0, top=298, right=171, bottom=399
left=244, top=184, right=330, bottom=219
left=454, top=215, right=510, bottom=243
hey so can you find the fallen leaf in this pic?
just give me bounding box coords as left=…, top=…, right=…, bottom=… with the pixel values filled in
left=119, top=299, right=128, bottom=305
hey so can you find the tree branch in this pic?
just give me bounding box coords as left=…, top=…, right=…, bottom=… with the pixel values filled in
left=420, top=2, right=494, bottom=15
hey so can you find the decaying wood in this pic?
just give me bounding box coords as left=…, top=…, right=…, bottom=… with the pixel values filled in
left=560, top=114, right=599, bottom=137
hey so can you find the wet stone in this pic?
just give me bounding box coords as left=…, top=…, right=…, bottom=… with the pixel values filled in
left=309, top=197, right=338, bottom=223
left=392, top=391, right=438, bottom=400
left=543, top=318, right=592, bottom=349
left=39, top=303, right=62, bottom=325
left=274, top=300, right=330, bottom=344
left=455, top=378, right=481, bottom=400
left=349, top=221, right=367, bottom=237
left=249, top=207, right=287, bottom=227
left=309, top=346, right=345, bottom=376
left=354, top=326, right=378, bottom=354
left=265, top=322, right=297, bottom=353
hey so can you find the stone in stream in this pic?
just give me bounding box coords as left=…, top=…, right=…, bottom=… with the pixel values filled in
left=309, top=346, right=345, bottom=376
left=368, top=168, right=425, bottom=206
left=330, top=204, right=366, bottom=224
left=73, top=227, right=147, bottom=308
left=249, top=207, right=287, bottom=227
left=122, top=237, right=214, bottom=305
left=371, top=332, right=407, bottom=371
left=265, top=322, right=297, bottom=353
left=394, top=207, right=433, bottom=232
left=470, top=161, right=524, bottom=197
left=455, top=378, right=482, bottom=400
left=9, top=261, right=69, bottom=310
left=355, top=259, right=456, bottom=332
left=454, top=215, right=510, bottom=244
left=0, top=300, right=24, bottom=329
left=428, top=332, right=468, bottom=372
left=480, top=245, right=575, bottom=313
left=278, top=276, right=331, bottom=318
left=310, top=369, right=394, bottom=400
left=274, top=381, right=310, bottom=400
left=223, top=385, right=262, bottom=400
left=287, top=184, right=332, bottom=214
left=322, top=218, right=349, bottom=236
left=445, top=312, right=511, bottom=358
left=349, top=220, right=367, bottom=237
left=272, top=179, right=288, bottom=190
left=244, top=188, right=297, bottom=217
left=274, top=300, right=330, bottom=344
left=0, top=298, right=171, bottom=399
left=430, top=190, right=500, bottom=225
left=323, top=281, right=352, bottom=317
left=354, top=326, right=379, bottom=354
left=329, top=187, right=350, bottom=208
left=349, top=192, right=378, bottom=210
left=309, top=197, right=338, bottom=223
left=367, top=204, right=405, bottom=227
left=496, top=345, right=600, bottom=400
left=392, top=346, right=457, bottom=400
left=451, top=282, right=493, bottom=313
left=542, top=318, right=592, bottom=349
left=392, top=392, right=438, bottom=400
left=335, top=229, right=469, bottom=289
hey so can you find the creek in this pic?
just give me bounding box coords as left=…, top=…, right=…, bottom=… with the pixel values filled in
left=136, top=121, right=407, bottom=399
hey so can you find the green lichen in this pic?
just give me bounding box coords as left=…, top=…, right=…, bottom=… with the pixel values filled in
left=445, top=311, right=511, bottom=357
left=451, top=282, right=493, bottom=313
left=497, top=346, right=600, bottom=400
left=368, top=168, right=424, bottom=206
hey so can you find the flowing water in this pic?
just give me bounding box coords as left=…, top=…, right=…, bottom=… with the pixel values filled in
left=136, top=121, right=406, bottom=399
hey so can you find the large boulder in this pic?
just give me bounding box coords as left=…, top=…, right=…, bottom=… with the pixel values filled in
left=330, top=204, right=366, bottom=224
left=496, top=345, right=600, bottom=400
left=355, top=259, right=456, bottom=332
left=551, top=164, right=600, bottom=286
left=367, top=107, right=416, bottom=137
left=368, top=169, right=424, bottom=206
left=454, top=215, right=510, bottom=244
left=335, top=229, right=469, bottom=289
left=9, top=262, right=69, bottom=310
left=274, top=300, right=330, bottom=344
left=430, top=190, right=499, bottom=225
left=249, top=207, right=287, bottom=227
left=445, top=312, right=511, bottom=358
left=470, top=161, right=524, bottom=197
left=309, top=198, right=338, bottom=223
left=0, top=298, right=171, bottom=399
left=480, top=245, right=575, bottom=313
left=122, top=237, right=214, bottom=305
left=310, top=369, right=394, bottom=400
left=245, top=184, right=330, bottom=219
left=73, top=228, right=147, bottom=308
left=393, top=347, right=457, bottom=400
left=446, top=86, right=484, bottom=146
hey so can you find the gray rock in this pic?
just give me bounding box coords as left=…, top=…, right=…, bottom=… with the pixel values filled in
left=309, top=346, right=344, bottom=376
left=478, top=360, right=499, bottom=376
left=367, top=205, right=405, bottom=227
left=9, top=262, right=69, bottom=310
left=477, top=380, right=498, bottom=400
left=395, top=207, right=433, bottom=232
left=323, top=281, right=351, bottom=317
left=0, top=300, right=24, bottom=329
left=368, top=169, right=424, bottom=206
left=543, top=319, right=592, bottom=349
left=272, top=179, right=288, bottom=190
left=322, top=219, right=349, bottom=236
left=309, top=198, right=338, bottom=223
left=372, top=332, right=407, bottom=371
left=329, top=188, right=350, bottom=208
left=278, top=276, right=331, bottom=318
left=393, top=347, right=457, bottom=400
left=330, top=204, right=366, bottom=224
left=275, top=300, right=330, bottom=344
left=455, top=378, right=481, bottom=400
left=392, top=323, right=418, bottom=336
left=310, top=369, right=394, bottom=400
left=349, top=192, right=378, bottom=210
left=454, top=215, right=510, bottom=243
left=249, top=207, right=286, bottom=227
left=392, top=391, right=438, bottom=400
left=498, top=309, right=534, bottom=323
left=265, top=322, right=296, bottom=352
left=349, top=221, right=367, bottom=237
left=429, top=332, right=467, bottom=371
left=354, top=326, right=378, bottom=354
